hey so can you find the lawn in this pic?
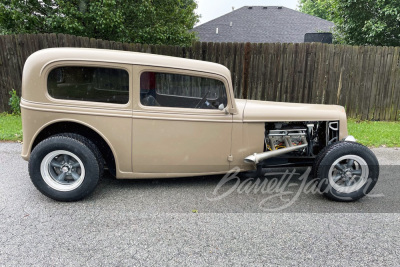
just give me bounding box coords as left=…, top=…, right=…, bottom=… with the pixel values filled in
left=347, top=118, right=400, bottom=148
left=0, top=114, right=399, bottom=147
left=0, top=113, right=22, bottom=141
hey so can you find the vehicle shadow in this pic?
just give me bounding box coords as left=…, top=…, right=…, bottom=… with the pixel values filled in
left=22, top=164, right=396, bottom=213
left=84, top=166, right=392, bottom=213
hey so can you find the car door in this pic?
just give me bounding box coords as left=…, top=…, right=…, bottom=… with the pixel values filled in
left=131, top=66, right=233, bottom=176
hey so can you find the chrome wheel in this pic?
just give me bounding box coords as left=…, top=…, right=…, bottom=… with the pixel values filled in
left=40, top=150, right=86, bottom=192
left=328, top=155, right=369, bottom=193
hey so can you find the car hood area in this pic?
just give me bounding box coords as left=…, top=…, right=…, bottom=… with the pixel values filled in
left=236, top=99, right=347, bottom=123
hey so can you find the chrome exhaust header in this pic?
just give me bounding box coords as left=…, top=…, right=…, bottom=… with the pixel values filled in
left=244, top=137, right=308, bottom=164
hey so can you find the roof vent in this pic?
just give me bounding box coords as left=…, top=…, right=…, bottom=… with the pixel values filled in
left=216, top=28, right=218, bottom=34
left=277, top=6, right=283, bottom=9
left=263, top=7, right=268, bottom=9
left=248, top=7, right=253, bottom=9
left=230, top=22, right=232, bottom=27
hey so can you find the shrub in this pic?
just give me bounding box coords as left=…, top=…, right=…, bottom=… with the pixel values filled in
left=8, top=89, right=20, bottom=115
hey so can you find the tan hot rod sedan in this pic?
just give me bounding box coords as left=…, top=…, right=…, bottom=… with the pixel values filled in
left=21, top=48, right=379, bottom=202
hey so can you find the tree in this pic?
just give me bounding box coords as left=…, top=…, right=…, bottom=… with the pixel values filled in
left=334, top=0, right=400, bottom=46
left=297, top=0, right=335, bottom=21
left=0, top=0, right=199, bottom=46
left=298, top=0, right=400, bottom=46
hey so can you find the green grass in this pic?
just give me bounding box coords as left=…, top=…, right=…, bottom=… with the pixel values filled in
left=0, top=113, right=22, bottom=141
left=0, top=114, right=399, bottom=147
left=347, top=118, right=400, bottom=147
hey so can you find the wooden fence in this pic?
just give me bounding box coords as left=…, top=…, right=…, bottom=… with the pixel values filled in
left=0, top=33, right=399, bottom=120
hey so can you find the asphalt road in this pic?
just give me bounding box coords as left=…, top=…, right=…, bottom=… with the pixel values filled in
left=0, top=143, right=399, bottom=266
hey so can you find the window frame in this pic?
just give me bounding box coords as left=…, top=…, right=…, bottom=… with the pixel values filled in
left=135, top=66, right=232, bottom=115
left=44, top=61, right=132, bottom=109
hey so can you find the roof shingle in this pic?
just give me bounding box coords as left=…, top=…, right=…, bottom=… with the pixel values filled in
left=192, top=6, right=334, bottom=43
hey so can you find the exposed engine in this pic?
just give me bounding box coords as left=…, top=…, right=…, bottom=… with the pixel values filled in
left=264, top=121, right=339, bottom=157
left=244, top=121, right=340, bottom=164
left=267, top=128, right=307, bottom=150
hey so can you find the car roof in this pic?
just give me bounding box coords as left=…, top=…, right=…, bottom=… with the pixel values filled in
left=24, top=47, right=231, bottom=79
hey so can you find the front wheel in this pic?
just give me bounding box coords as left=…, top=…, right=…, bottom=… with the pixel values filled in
left=313, top=141, right=379, bottom=202
left=29, top=134, right=102, bottom=201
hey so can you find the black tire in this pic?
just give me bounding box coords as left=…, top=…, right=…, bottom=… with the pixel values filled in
left=29, top=134, right=102, bottom=201
left=313, top=141, right=379, bottom=202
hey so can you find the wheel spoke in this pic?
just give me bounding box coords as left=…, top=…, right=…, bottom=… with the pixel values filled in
left=351, top=169, right=362, bottom=176
left=335, top=164, right=345, bottom=172
left=333, top=174, right=342, bottom=182
left=71, top=162, right=80, bottom=168
left=70, top=171, right=80, bottom=180
left=57, top=172, right=66, bottom=181
left=345, top=179, right=351, bottom=186
left=50, top=161, right=63, bottom=168
left=347, top=159, right=354, bottom=168
left=63, top=154, right=70, bottom=163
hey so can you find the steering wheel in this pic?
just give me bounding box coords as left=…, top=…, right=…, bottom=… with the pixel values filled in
left=195, top=90, right=210, bottom=108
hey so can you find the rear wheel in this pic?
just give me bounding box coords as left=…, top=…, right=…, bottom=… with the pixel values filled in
left=313, top=141, right=379, bottom=202
left=29, top=134, right=102, bottom=201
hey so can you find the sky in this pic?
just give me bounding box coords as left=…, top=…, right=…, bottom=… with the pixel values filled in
left=195, top=0, right=300, bottom=25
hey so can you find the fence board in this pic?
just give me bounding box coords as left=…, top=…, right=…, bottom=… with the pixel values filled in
left=276, top=43, right=286, bottom=102
left=369, top=46, right=381, bottom=119
left=303, top=43, right=313, bottom=103
left=260, top=43, right=268, bottom=101
left=389, top=47, right=400, bottom=120
left=356, top=46, right=364, bottom=117
left=380, top=47, right=394, bottom=120
left=0, top=36, right=8, bottom=111
left=394, top=64, right=400, bottom=121
left=268, top=43, right=278, bottom=102
left=360, top=47, right=374, bottom=120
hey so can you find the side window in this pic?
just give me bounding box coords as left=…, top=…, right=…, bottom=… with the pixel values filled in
left=140, top=71, right=228, bottom=109
left=48, top=66, right=129, bottom=104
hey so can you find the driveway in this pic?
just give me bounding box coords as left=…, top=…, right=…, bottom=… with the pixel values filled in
left=0, top=143, right=399, bottom=266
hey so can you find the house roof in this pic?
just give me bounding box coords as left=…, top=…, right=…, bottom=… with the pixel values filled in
left=193, top=6, right=334, bottom=43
